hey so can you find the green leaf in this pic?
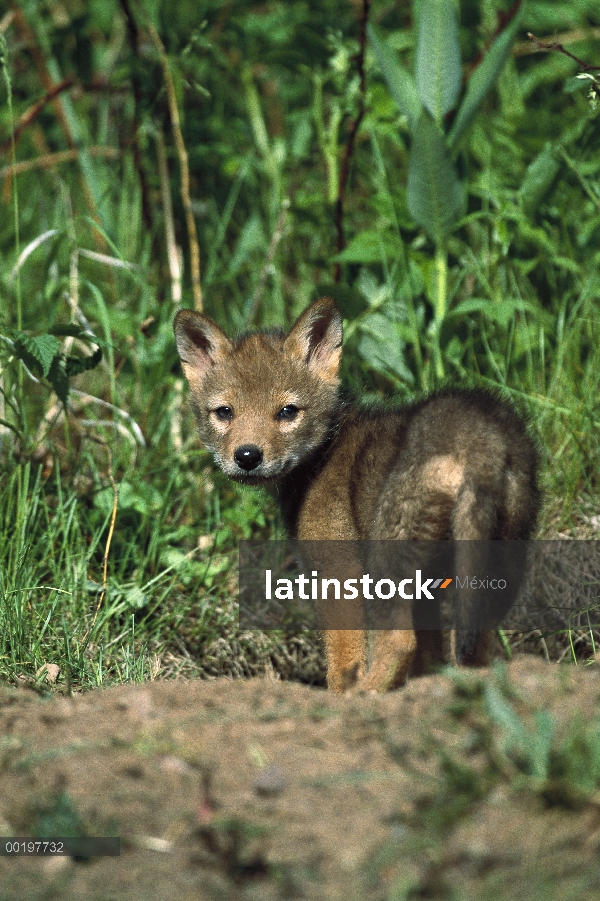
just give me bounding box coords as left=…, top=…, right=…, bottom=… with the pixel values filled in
left=12, top=328, right=102, bottom=405
left=368, top=24, right=421, bottom=132
left=358, top=315, right=415, bottom=386
left=529, top=710, right=554, bottom=780
left=484, top=682, right=525, bottom=751
left=49, top=323, right=111, bottom=354
left=229, top=214, right=267, bottom=276
left=407, top=112, right=464, bottom=245
left=312, top=284, right=368, bottom=320
left=518, top=142, right=562, bottom=215
left=448, top=8, right=524, bottom=151
left=415, top=0, right=461, bottom=125
left=13, top=332, right=61, bottom=378
left=448, top=298, right=545, bottom=327
left=47, top=355, right=69, bottom=405
left=65, top=345, right=103, bottom=378
left=333, top=228, right=400, bottom=264
left=121, top=585, right=149, bottom=611
left=96, top=481, right=162, bottom=516
left=49, top=324, right=91, bottom=339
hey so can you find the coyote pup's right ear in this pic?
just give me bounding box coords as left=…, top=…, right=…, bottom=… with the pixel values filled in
left=174, top=310, right=232, bottom=390
left=284, top=297, right=342, bottom=384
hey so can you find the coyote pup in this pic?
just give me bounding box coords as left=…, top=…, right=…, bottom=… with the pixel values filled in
left=174, top=298, right=539, bottom=692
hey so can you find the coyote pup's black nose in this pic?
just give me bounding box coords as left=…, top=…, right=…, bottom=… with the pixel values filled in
left=234, top=445, right=263, bottom=471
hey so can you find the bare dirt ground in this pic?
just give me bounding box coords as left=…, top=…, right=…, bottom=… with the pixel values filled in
left=2, top=657, right=600, bottom=901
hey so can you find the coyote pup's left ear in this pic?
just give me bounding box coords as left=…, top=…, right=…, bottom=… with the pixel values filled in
left=284, top=297, right=342, bottom=384
left=174, top=310, right=232, bottom=390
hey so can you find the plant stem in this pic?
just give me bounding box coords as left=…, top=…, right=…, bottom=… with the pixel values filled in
left=1, top=33, right=25, bottom=442
left=147, top=20, right=203, bottom=311
left=434, top=243, right=448, bottom=324
left=242, top=63, right=282, bottom=210
left=1, top=35, right=21, bottom=332
left=432, top=243, right=447, bottom=380
left=312, top=72, right=339, bottom=205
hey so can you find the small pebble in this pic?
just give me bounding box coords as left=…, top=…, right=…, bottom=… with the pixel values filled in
left=254, top=765, right=287, bottom=797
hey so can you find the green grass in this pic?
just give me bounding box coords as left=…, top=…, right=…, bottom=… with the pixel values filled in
left=0, top=452, right=323, bottom=688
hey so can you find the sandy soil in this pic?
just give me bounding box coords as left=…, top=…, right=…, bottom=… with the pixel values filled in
left=2, top=657, right=600, bottom=900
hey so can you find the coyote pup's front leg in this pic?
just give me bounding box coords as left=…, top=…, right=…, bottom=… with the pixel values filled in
left=322, top=631, right=366, bottom=692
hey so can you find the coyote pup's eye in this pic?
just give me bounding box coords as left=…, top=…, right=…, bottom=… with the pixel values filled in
left=214, top=406, right=233, bottom=422
left=277, top=404, right=299, bottom=421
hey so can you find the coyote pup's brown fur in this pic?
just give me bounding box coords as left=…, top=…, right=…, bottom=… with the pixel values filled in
left=174, top=298, right=539, bottom=692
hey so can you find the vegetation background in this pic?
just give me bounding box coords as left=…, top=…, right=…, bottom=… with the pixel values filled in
left=0, top=0, right=599, bottom=691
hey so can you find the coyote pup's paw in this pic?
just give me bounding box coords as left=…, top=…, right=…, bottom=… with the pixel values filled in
left=340, top=661, right=364, bottom=691
left=352, top=665, right=409, bottom=694
left=350, top=630, right=417, bottom=693
left=327, top=660, right=365, bottom=693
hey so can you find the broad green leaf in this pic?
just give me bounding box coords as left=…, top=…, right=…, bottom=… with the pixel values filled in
left=13, top=332, right=61, bottom=378
left=407, top=112, right=464, bottom=245
left=448, top=8, right=524, bottom=151
left=333, top=228, right=400, bottom=264
left=121, top=586, right=149, bottom=611
left=88, top=0, right=118, bottom=34
left=448, top=298, right=545, bottom=329
left=96, top=481, right=163, bottom=516
left=358, top=313, right=415, bottom=386
left=518, top=142, right=562, bottom=215
left=368, top=24, right=421, bottom=132
left=446, top=298, right=494, bottom=318
left=564, top=74, right=595, bottom=95
left=415, top=0, right=461, bottom=125
left=312, top=284, right=368, bottom=320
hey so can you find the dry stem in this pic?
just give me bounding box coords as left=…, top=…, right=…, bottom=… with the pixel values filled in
left=147, top=21, right=203, bottom=311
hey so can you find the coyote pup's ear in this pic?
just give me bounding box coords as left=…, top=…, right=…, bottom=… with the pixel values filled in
left=283, top=297, right=342, bottom=383
left=174, top=310, right=232, bottom=390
